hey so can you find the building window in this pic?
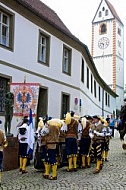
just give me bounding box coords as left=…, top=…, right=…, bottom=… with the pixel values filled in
left=61, top=93, right=70, bottom=119
left=102, top=7, right=105, bottom=11
left=105, top=92, right=107, bottom=106
left=118, top=40, right=121, bottom=48
left=108, top=94, right=110, bottom=107
left=99, top=11, right=102, bottom=17
left=81, top=58, right=84, bottom=83
left=62, top=45, right=71, bottom=75
left=91, top=74, right=93, bottom=93
left=105, top=10, right=108, bottom=16
left=0, top=76, right=9, bottom=113
left=87, top=67, right=89, bottom=89
left=118, top=28, right=121, bottom=36
left=94, top=80, right=96, bottom=98
left=38, top=30, right=50, bottom=65
left=99, top=86, right=101, bottom=102
left=99, top=23, right=107, bottom=34
left=0, top=6, right=14, bottom=50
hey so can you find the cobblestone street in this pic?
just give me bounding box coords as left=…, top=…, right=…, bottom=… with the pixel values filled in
left=1, top=130, right=126, bottom=190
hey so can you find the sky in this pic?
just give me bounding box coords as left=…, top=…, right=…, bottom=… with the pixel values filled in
left=41, top=0, right=126, bottom=83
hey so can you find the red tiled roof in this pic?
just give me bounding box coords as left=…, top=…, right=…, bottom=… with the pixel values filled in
left=17, top=0, right=72, bottom=34
left=106, top=0, right=123, bottom=24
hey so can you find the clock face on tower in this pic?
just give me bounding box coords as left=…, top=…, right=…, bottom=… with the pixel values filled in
left=98, top=37, right=109, bottom=49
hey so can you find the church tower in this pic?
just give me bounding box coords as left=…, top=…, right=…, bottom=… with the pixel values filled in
left=91, top=0, right=124, bottom=113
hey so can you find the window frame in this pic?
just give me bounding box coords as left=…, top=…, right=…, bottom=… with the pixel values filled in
left=38, top=30, right=50, bottom=66
left=99, top=86, right=101, bottom=102
left=99, top=23, right=107, bottom=35
left=61, top=92, right=70, bottom=119
left=87, top=66, right=89, bottom=89
left=99, top=11, right=102, bottom=17
left=105, top=92, right=108, bottom=106
left=62, top=45, right=72, bottom=75
left=94, top=80, right=96, bottom=98
left=108, top=94, right=110, bottom=107
left=0, top=6, right=14, bottom=51
left=81, top=58, right=84, bottom=83
left=118, top=28, right=121, bottom=36
left=91, top=74, right=93, bottom=93
left=105, top=10, right=108, bottom=16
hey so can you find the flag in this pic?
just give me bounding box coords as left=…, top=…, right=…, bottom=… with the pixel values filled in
left=27, top=108, right=34, bottom=160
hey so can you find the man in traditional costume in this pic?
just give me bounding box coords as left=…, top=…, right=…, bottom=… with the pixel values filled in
left=89, top=115, right=104, bottom=174
left=42, top=118, right=63, bottom=180
left=100, top=117, right=111, bottom=162
left=79, top=117, right=91, bottom=168
left=17, top=117, right=30, bottom=174
left=64, top=111, right=79, bottom=171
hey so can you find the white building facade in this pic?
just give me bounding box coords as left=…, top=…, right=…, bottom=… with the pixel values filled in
left=0, top=0, right=117, bottom=136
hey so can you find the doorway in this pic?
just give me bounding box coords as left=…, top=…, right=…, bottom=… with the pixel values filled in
left=36, top=87, right=48, bottom=128
left=61, top=93, right=70, bottom=119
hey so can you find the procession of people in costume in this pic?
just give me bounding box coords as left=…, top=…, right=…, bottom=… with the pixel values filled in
left=15, top=98, right=126, bottom=180
left=34, top=111, right=112, bottom=180
left=0, top=110, right=114, bottom=185
left=1, top=95, right=126, bottom=185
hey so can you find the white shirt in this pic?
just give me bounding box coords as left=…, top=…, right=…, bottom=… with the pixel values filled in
left=17, top=123, right=28, bottom=143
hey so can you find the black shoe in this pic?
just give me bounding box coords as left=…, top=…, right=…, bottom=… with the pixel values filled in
left=67, top=168, right=73, bottom=172
left=105, top=158, right=109, bottom=162
left=87, top=165, right=91, bottom=168
left=22, top=170, right=28, bottom=174
left=93, top=169, right=100, bottom=174
left=73, top=168, right=78, bottom=171
left=43, top=174, right=49, bottom=179
left=49, top=176, right=57, bottom=180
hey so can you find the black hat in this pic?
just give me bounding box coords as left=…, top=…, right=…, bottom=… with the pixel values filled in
left=124, top=98, right=126, bottom=102
left=48, top=116, right=53, bottom=120
left=23, top=116, right=29, bottom=123
left=70, top=111, right=75, bottom=117
left=93, top=115, right=101, bottom=120
left=84, top=115, right=93, bottom=120
left=23, top=116, right=28, bottom=119
left=0, top=120, right=2, bottom=124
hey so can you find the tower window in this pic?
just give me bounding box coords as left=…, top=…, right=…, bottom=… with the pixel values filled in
left=105, top=10, right=108, bottom=16
left=99, top=11, right=102, bottom=17
left=99, top=23, right=107, bottom=34
left=118, top=40, right=121, bottom=48
left=102, top=7, right=105, bottom=11
left=118, top=28, right=121, bottom=36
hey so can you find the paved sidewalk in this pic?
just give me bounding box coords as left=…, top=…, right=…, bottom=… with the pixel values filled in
left=1, top=130, right=126, bottom=190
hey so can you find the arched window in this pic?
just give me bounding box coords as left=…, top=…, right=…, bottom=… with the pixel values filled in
left=105, top=10, right=108, bottom=16
left=99, top=11, right=102, bottom=17
left=100, top=23, right=107, bottom=34
left=102, top=7, right=105, bottom=11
